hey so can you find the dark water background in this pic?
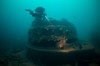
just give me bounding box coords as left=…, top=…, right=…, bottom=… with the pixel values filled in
left=0, top=0, right=100, bottom=54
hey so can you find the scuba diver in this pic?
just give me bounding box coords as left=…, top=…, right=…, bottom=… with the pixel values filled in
left=25, top=7, right=49, bottom=22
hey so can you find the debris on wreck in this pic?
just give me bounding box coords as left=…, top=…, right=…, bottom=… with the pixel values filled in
left=28, top=18, right=80, bottom=49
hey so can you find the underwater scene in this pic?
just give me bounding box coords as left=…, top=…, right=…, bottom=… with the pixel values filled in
left=0, top=0, right=100, bottom=66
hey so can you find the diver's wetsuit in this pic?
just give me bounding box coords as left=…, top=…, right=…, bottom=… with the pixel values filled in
left=26, top=7, right=46, bottom=22
left=30, top=12, right=46, bottom=22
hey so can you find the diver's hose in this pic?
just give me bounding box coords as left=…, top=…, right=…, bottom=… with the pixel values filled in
left=45, top=16, right=50, bottom=22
